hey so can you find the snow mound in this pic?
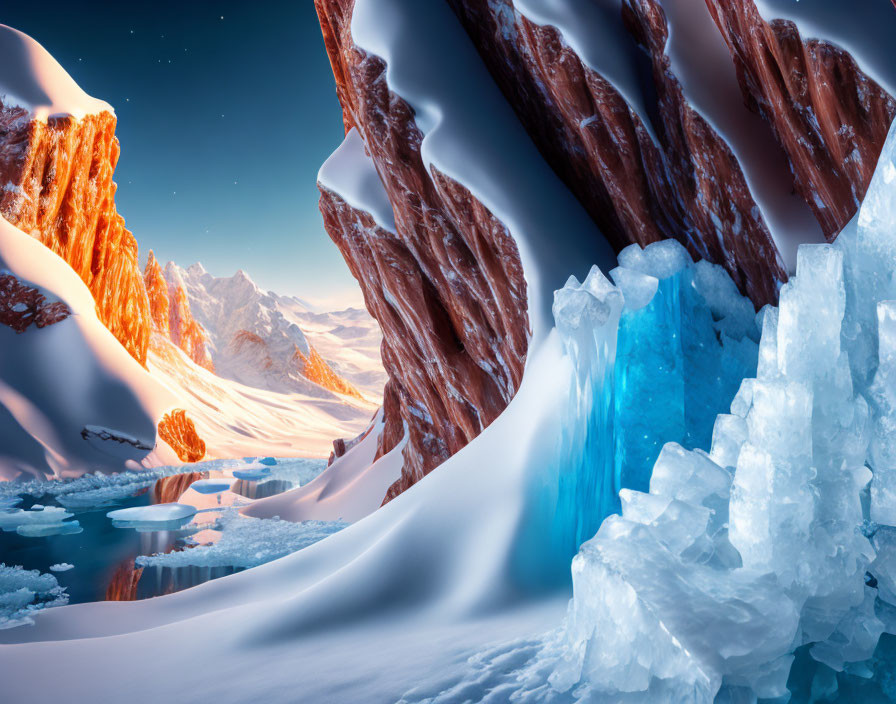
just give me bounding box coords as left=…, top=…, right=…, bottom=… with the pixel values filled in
left=0, top=24, right=112, bottom=121
left=136, top=510, right=347, bottom=570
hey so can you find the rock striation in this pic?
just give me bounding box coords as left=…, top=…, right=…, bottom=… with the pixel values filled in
left=0, top=100, right=151, bottom=365
left=143, top=251, right=215, bottom=372
left=316, top=0, right=530, bottom=500
left=314, top=0, right=896, bottom=501
left=706, top=0, right=896, bottom=237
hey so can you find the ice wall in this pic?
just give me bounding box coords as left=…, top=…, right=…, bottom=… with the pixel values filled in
left=545, top=241, right=759, bottom=566
left=536, top=121, right=896, bottom=702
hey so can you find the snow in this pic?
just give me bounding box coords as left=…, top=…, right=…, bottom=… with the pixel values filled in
left=0, top=216, right=177, bottom=480
left=660, top=0, right=827, bottom=270
left=244, top=409, right=404, bottom=523
left=318, top=127, right=397, bottom=233
left=147, top=334, right=375, bottom=459
left=0, top=24, right=112, bottom=121
left=513, top=0, right=658, bottom=142
left=755, top=0, right=896, bottom=97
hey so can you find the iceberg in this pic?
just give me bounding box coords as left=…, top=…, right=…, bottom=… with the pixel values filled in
left=0, top=505, right=82, bottom=537
left=187, top=479, right=233, bottom=495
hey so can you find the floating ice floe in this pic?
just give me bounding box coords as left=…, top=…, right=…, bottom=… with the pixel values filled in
left=188, top=479, right=233, bottom=495
left=107, top=503, right=197, bottom=531
left=0, top=564, right=67, bottom=629
left=0, top=505, right=82, bottom=537
left=231, top=466, right=272, bottom=482
left=48, top=563, right=73, bottom=572
left=136, top=510, right=347, bottom=569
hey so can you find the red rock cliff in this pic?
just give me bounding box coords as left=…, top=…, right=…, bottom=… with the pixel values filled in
left=0, top=103, right=151, bottom=364
left=705, top=0, right=896, bottom=237
left=316, top=0, right=530, bottom=501
left=143, top=251, right=215, bottom=372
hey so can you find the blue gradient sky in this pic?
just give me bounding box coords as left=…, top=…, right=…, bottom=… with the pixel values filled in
left=2, top=2, right=361, bottom=307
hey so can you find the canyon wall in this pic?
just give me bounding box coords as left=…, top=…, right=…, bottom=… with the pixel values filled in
left=316, top=0, right=530, bottom=500
left=314, top=0, right=896, bottom=502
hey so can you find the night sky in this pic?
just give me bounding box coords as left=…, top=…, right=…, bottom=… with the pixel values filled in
left=1, top=1, right=359, bottom=307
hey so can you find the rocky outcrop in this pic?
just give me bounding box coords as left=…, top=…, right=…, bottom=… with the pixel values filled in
left=316, top=0, right=529, bottom=500
left=143, top=251, right=214, bottom=372
left=157, top=409, right=206, bottom=463
left=0, top=271, right=71, bottom=332
left=706, top=1, right=896, bottom=237
left=295, top=345, right=363, bottom=399
left=105, top=560, right=143, bottom=602
left=0, top=103, right=151, bottom=364
left=448, top=0, right=785, bottom=307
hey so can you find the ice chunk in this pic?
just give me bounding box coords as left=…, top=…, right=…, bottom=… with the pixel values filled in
left=107, top=503, right=197, bottom=531
left=609, top=265, right=658, bottom=311
left=0, top=505, right=81, bottom=537
left=0, top=564, right=67, bottom=629
left=48, top=563, right=73, bottom=572
left=617, top=239, right=691, bottom=280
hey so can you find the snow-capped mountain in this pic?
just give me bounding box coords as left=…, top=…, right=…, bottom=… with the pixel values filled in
left=155, top=260, right=385, bottom=402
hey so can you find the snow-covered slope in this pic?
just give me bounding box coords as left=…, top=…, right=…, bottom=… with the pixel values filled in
left=0, top=23, right=111, bottom=121
left=160, top=261, right=385, bottom=402
left=0, top=216, right=176, bottom=480
left=146, top=333, right=377, bottom=460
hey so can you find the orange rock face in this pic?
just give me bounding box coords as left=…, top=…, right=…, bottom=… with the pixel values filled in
left=316, top=0, right=529, bottom=502
left=152, top=472, right=202, bottom=504
left=295, top=345, right=364, bottom=399
left=706, top=1, right=896, bottom=238
left=105, top=560, right=143, bottom=602
left=157, top=409, right=206, bottom=463
left=143, top=250, right=215, bottom=372
left=0, top=103, right=151, bottom=364
left=0, top=271, right=71, bottom=332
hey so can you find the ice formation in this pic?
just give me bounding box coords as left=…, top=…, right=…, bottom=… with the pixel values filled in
left=0, top=505, right=81, bottom=537
left=545, top=239, right=758, bottom=565
left=0, top=564, right=67, bottom=629
left=187, top=479, right=233, bottom=495
left=537, top=122, right=896, bottom=701
left=135, top=510, right=346, bottom=569
left=48, top=564, right=73, bottom=573
left=107, top=503, right=197, bottom=531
